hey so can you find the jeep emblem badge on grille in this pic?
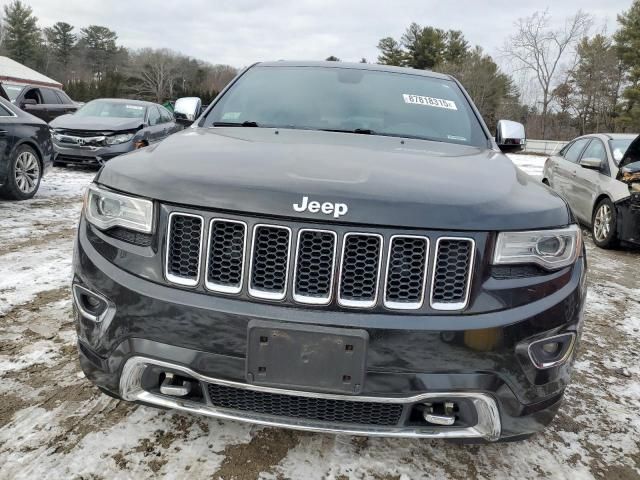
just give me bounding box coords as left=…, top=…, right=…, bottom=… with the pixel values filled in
left=293, top=196, right=348, bottom=218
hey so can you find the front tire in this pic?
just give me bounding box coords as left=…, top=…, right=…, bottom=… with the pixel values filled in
left=0, top=145, right=42, bottom=200
left=592, top=198, right=618, bottom=249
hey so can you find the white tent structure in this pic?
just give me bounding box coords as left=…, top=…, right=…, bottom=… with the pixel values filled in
left=0, top=56, right=62, bottom=88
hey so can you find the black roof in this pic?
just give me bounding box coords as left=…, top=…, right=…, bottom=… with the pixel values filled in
left=255, top=61, right=453, bottom=81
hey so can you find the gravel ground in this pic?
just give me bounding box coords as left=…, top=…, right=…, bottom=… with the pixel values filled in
left=0, top=156, right=639, bottom=480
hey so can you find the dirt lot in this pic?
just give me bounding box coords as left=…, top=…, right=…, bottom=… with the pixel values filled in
left=0, top=157, right=639, bottom=480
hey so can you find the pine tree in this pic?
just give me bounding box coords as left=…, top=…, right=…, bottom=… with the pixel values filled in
left=376, top=37, right=405, bottom=66
left=615, top=0, right=640, bottom=129
left=50, top=22, right=76, bottom=69
left=2, top=0, right=40, bottom=65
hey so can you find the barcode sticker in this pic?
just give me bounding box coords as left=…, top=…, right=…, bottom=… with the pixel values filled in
left=402, top=94, right=457, bottom=110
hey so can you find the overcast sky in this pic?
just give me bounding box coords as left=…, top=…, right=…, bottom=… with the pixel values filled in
left=24, top=0, right=634, bottom=68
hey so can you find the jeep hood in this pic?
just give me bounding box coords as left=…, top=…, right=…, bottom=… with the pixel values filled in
left=97, top=128, right=571, bottom=230
left=50, top=114, right=144, bottom=132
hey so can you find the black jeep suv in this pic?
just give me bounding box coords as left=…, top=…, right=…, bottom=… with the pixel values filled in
left=73, top=62, right=586, bottom=442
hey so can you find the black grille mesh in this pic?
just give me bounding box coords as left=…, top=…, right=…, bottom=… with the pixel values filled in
left=431, top=239, right=473, bottom=305
left=167, top=214, right=202, bottom=279
left=339, top=234, right=381, bottom=303
left=207, top=220, right=246, bottom=289
left=206, top=383, right=403, bottom=426
left=106, top=227, right=153, bottom=247
left=250, top=226, right=290, bottom=293
left=295, top=230, right=336, bottom=300
left=385, top=236, right=428, bottom=305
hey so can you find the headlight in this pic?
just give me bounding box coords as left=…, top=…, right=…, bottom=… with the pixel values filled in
left=105, top=133, right=135, bottom=145
left=84, top=185, right=154, bottom=233
left=492, top=225, right=581, bottom=270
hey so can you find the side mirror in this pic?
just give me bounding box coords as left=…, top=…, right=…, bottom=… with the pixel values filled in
left=496, top=120, right=526, bottom=152
left=174, top=97, right=202, bottom=126
left=21, top=98, right=37, bottom=108
left=580, top=157, right=603, bottom=170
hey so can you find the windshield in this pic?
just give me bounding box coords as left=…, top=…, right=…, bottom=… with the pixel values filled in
left=205, top=66, right=487, bottom=147
left=2, top=83, right=25, bottom=102
left=76, top=100, right=146, bottom=119
left=609, top=138, right=636, bottom=165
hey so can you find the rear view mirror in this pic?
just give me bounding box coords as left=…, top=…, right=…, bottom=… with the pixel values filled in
left=580, top=157, right=603, bottom=170
left=174, top=97, right=202, bottom=126
left=496, top=120, right=526, bottom=152
left=21, top=98, right=37, bottom=108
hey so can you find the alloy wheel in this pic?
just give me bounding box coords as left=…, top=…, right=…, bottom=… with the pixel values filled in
left=593, top=204, right=612, bottom=242
left=14, top=151, right=40, bottom=194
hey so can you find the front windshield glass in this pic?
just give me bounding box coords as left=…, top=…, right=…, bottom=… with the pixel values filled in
left=76, top=100, right=146, bottom=119
left=206, top=66, right=487, bottom=147
left=609, top=138, right=636, bottom=165
left=2, top=83, right=24, bottom=102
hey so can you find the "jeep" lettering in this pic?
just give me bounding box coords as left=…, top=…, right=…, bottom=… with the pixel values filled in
left=292, top=196, right=348, bottom=218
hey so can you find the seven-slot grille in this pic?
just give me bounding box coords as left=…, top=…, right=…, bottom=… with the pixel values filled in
left=165, top=214, right=476, bottom=310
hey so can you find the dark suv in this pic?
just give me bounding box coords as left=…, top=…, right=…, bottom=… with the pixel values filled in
left=0, top=82, right=77, bottom=122
left=73, top=62, right=586, bottom=442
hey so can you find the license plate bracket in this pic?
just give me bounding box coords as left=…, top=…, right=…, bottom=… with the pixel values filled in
left=246, top=320, right=368, bottom=394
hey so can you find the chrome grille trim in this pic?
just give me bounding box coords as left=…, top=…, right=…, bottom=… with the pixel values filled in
left=429, top=237, right=475, bottom=311
left=204, top=219, right=248, bottom=294
left=165, top=212, right=205, bottom=287
left=248, top=224, right=292, bottom=300
left=292, top=229, right=338, bottom=305
left=337, top=233, right=384, bottom=309
left=383, top=235, right=430, bottom=310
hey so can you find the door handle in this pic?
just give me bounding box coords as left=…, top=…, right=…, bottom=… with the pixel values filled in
left=0, top=130, right=7, bottom=136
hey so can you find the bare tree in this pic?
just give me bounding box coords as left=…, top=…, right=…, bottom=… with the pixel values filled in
left=503, top=10, right=591, bottom=138
left=129, top=48, right=179, bottom=103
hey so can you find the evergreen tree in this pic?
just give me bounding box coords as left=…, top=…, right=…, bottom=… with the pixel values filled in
left=2, top=0, right=39, bottom=65
left=615, top=0, right=640, bottom=129
left=50, top=22, right=76, bottom=69
left=376, top=37, right=405, bottom=66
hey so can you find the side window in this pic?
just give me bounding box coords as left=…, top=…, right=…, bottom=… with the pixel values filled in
left=55, top=90, right=72, bottom=104
left=147, top=106, right=161, bottom=126
left=0, top=103, right=14, bottom=116
left=23, top=88, right=42, bottom=104
left=563, top=138, right=590, bottom=163
left=159, top=106, right=173, bottom=123
left=581, top=139, right=606, bottom=162
left=41, top=88, right=61, bottom=104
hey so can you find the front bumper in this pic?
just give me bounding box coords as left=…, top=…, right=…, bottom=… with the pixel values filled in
left=53, top=141, right=134, bottom=165
left=73, top=220, right=586, bottom=441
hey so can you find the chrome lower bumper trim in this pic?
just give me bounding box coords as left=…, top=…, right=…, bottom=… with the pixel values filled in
left=119, top=356, right=501, bottom=441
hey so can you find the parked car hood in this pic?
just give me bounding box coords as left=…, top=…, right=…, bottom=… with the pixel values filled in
left=96, top=127, right=571, bottom=230
left=50, top=114, right=144, bottom=132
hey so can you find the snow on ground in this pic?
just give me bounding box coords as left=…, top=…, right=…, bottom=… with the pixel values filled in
left=0, top=162, right=639, bottom=480
left=509, top=153, right=547, bottom=179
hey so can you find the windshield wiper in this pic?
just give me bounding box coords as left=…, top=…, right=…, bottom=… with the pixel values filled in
left=213, top=121, right=259, bottom=127
left=320, top=128, right=375, bottom=135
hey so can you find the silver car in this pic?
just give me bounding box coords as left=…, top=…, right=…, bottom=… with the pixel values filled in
left=542, top=133, right=640, bottom=248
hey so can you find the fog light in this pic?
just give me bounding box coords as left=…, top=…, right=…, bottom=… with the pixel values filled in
left=528, top=333, right=576, bottom=369
left=72, top=284, right=110, bottom=322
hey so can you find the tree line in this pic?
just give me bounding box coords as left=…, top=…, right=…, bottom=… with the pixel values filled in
left=376, top=3, right=640, bottom=139
left=3, top=0, right=640, bottom=140
left=0, top=1, right=237, bottom=104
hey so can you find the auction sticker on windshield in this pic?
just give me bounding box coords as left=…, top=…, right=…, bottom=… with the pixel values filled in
left=402, top=94, right=457, bottom=110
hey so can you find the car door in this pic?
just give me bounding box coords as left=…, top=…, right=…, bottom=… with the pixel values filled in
left=145, top=106, right=164, bottom=143
left=18, top=87, right=48, bottom=121
left=551, top=138, right=590, bottom=202
left=158, top=106, right=178, bottom=138
left=0, top=102, right=16, bottom=170
left=570, top=138, right=609, bottom=223
left=39, top=88, right=64, bottom=122
left=54, top=90, right=78, bottom=116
